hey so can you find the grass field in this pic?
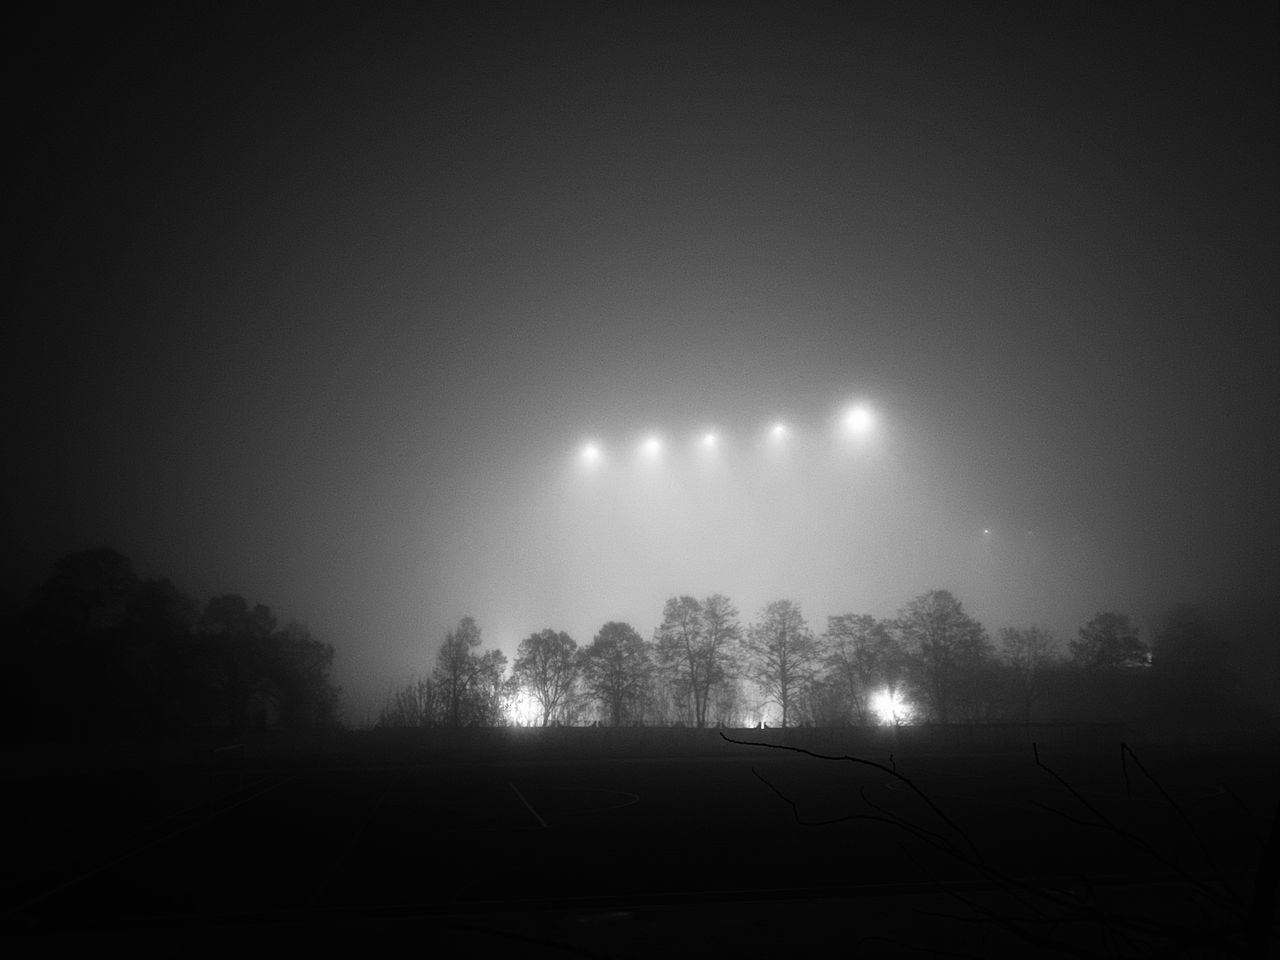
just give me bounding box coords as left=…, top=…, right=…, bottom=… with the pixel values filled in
left=5, top=728, right=1277, bottom=957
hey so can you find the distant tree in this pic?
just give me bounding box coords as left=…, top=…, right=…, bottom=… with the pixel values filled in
left=700, top=594, right=744, bottom=720
left=430, top=616, right=510, bottom=726
left=894, top=590, right=990, bottom=723
left=823, top=614, right=897, bottom=724
left=794, top=675, right=848, bottom=726
left=1149, top=604, right=1232, bottom=728
left=431, top=616, right=482, bottom=727
left=17, top=548, right=145, bottom=738
left=196, top=594, right=278, bottom=734
left=118, top=577, right=201, bottom=733
left=709, top=676, right=747, bottom=727
left=997, top=626, right=1060, bottom=722
left=579, top=621, right=652, bottom=726
left=513, top=629, right=579, bottom=726
left=1070, top=612, right=1147, bottom=672
left=471, top=648, right=511, bottom=725
left=378, top=677, right=442, bottom=728
left=29, top=546, right=139, bottom=634
left=1151, top=604, right=1218, bottom=678
left=744, top=600, right=818, bottom=729
left=271, top=621, right=341, bottom=730
left=654, top=594, right=742, bottom=728
left=11, top=550, right=340, bottom=740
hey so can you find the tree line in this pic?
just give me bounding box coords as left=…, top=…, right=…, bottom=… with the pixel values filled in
left=1, top=548, right=341, bottom=742
left=381, top=589, right=1255, bottom=731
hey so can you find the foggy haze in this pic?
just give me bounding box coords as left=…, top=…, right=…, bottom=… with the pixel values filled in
left=11, top=3, right=1278, bottom=723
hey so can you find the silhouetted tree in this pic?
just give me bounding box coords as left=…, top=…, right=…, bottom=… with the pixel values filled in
left=1070, top=612, right=1148, bottom=672
left=654, top=594, right=742, bottom=728
left=997, top=625, right=1060, bottom=722
left=11, top=550, right=340, bottom=740
left=114, top=577, right=200, bottom=733
left=894, top=590, right=990, bottom=723
left=430, top=616, right=505, bottom=726
left=579, top=621, right=652, bottom=726
left=378, top=677, right=442, bottom=728
left=513, top=629, right=578, bottom=726
left=271, top=621, right=340, bottom=730
left=471, top=648, right=511, bottom=725
left=1149, top=604, right=1233, bottom=731
left=29, top=547, right=139, bottom=634
left=196, top=594, right=278, bottom=734
left=744, top=600, right=817, bottom=729
left=18, top=548, right=149, bottom=738
left=710, top=676, right=746, bottom=727
left=823, top=613, right=898, bottom=724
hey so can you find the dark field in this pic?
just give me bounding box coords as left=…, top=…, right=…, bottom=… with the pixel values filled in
left=5, top=728, right=1277, bottom=957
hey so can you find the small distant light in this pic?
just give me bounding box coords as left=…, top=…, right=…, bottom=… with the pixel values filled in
left=982, top=528, right=991, bottom=536
left=770, top=422, right=788, bottom=440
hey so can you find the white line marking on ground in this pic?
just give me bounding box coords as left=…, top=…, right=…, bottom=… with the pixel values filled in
left=507, top=781, right=548, bottom=829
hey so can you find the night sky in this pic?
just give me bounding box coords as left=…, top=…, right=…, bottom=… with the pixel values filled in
left=12, top=3, right=1278, bottom=722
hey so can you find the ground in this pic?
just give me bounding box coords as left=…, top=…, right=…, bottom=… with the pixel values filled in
left=4, top=729, right=1276, bottom=957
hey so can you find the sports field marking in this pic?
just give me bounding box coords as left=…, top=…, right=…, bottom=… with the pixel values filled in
left=507, top=781, right=548, bottom=829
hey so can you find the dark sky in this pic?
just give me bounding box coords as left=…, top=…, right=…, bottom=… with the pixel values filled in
left=12, top=2, right=1279, bottom=721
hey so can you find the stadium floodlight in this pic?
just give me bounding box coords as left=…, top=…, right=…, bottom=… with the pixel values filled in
left=842, top=403, right=876, bottom=437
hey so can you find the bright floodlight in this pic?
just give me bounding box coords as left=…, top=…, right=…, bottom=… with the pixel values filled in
left=641, top=435, right=663, bottom=457
left=701, top=431, right=718, bottom=448
left=506, top=691, right=541, bottom=727
left=842, top=404, right=876, bottom=437
left=580, top=441, right=602, bottom=464
left=870, top=688, right=914, bottom=726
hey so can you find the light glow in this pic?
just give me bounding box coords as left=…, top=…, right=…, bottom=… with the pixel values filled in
left=842, top=404, right=875, bottom=437
left=770, top=422, right=788, bottom=440
left=580, top=441, right=603, bottom=464
left=870, top=687, right=915, bottom=726
left=507, top=691, right=541, bottom=727
left=641, top=435, right=663, bottom=457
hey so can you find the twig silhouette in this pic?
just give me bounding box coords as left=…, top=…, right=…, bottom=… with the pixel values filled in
left=1032, top=743, right=1233, bottom=911
left=1119, top=742, right=1242, bottom=906
left=720, top=731, right=984, bottom=863
left=723, top=731, right=1264, bottom=958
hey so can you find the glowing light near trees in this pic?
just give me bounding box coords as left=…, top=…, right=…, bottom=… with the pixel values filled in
left=870, top=687, right=914, bottom=726
left=507, top=691, right=540, bottom=726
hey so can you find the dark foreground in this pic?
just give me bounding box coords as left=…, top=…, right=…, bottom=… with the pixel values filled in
left=4, top=728, right=1277, bottom=957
